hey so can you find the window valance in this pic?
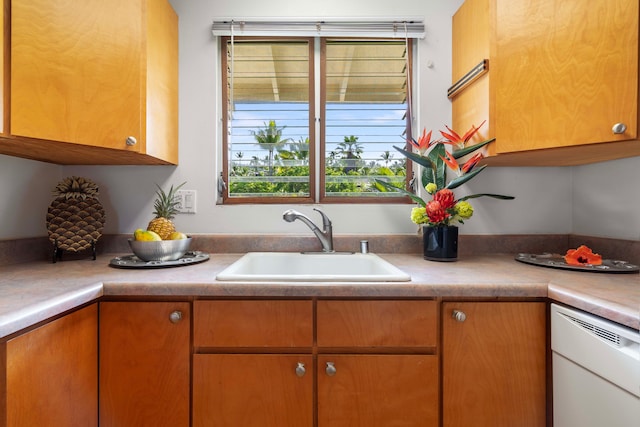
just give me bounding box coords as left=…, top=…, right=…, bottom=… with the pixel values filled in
left=212, top=18, right=425, bottom=39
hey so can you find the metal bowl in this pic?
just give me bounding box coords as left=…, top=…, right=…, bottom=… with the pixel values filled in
left=128, top=237, right=192, bottom=262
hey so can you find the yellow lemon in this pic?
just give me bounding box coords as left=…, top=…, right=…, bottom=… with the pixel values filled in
left=135, top=229, right=162, bottom=241
left=167, top=231, right=188, bottom=240
left=133, top=228, right=146, bottom=240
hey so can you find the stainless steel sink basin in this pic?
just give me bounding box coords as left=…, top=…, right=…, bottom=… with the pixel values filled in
left=216, top=252, right=411, bottom=282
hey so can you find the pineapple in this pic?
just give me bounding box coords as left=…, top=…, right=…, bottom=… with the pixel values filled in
left=146, top=182, right=185, bottom=239
left=46, top=176, right=105, bottom=255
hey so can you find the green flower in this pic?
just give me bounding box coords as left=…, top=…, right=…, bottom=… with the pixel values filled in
left=425, top=182, right=438, bottom=194
left=454, top=201, right=474, bottom=219
left=410, top=206, right=429, bottom=224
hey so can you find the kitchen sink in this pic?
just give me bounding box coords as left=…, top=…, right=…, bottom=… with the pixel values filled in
left=216, top=252, right=411, bottom=282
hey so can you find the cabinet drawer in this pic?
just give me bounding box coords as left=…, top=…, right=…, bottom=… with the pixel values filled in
left=317, top=300, right=438, bottom=348
left=194, top=300, right=313, bottom=347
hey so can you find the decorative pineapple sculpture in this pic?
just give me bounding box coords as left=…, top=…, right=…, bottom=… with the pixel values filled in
left=146, top=182, right=185, bottom=240
left=46, top=176, right=105, bottom=261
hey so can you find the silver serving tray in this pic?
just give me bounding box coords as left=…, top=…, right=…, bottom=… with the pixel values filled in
left=515, top=253, right=639, bottom=274
left=109, top=251, right=210, bottom=269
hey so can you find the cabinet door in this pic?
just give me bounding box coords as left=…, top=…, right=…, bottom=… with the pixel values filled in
left=317, top=355, right=438, bottom=427
left=494, top=0, right=638, bottom=153
left=4, top=304, right=98, bottom=427
left=193, top=354, right=313, bottom=427
left=99, top=301, right=190, bottom=427
left=11, top=0, right=142, bottom=150
left=442, top=302, right=547, bottom=427
left=451, top=0, right=492, bottom=144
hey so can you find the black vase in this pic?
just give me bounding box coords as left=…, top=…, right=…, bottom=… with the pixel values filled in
left=423, top=225, right=458, bottom=261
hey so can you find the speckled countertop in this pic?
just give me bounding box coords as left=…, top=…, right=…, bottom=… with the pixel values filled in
left=0, top=252, right=638, bottom=339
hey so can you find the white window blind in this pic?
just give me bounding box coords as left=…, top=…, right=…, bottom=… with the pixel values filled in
left=212, top=18, right=425, bottom=39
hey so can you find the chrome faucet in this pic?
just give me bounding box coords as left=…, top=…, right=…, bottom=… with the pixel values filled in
left=283, top=208, right=334, bottom=252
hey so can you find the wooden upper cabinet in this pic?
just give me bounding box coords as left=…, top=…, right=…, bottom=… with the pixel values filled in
left=494, top=0, right=638, bottom=154
left=3, top=0, right=178, bottom=165
left=452, top=0, right=640, bottom=165
left=451, top=0, right=492, bottom=146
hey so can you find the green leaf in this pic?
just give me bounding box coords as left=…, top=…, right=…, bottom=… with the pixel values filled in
left=427, top=144, right=447, bottom=189
left=393, top=146, right=434, bottom=169
left=457, top=193, right=515, bottom=201
left=421, top=167, right=435, bottom=189
left=374, top=179, right=426, bottom=206
left=452, top=138, right=495, bottom=159
left=445, top=165, right=487, bottom=189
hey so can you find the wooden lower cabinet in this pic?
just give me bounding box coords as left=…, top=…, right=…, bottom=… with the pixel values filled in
left=316, top=299, right=439, bottom=426
left=192, top=298, right=439, bottom=427
left=191, top=298, right=547, bottom=426
left=2, top=304, right=98, bottom=427
left=317, top=354, right=439, bottom=427
left=193, top=354, right=313, bottom=427
left=442, top=301, right=547, bottom=427
left=99, top=301, right=190, bottom=427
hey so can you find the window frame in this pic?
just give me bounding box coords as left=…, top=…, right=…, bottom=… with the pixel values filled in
left=220, top=36, right=414, bottom=205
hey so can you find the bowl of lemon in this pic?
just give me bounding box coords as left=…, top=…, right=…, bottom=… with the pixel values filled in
left=129, top=229, right=191, bottom=262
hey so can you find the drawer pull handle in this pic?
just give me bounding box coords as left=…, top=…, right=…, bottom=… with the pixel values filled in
left=612, top=123, right=627, bottom=134
left=169, top=310, right=182, bottom=324
left=325, top=362, right=337, bottom=376
left=295, top=362, right=306, bottom=377
left=447, top=59, right=489, bottom=99
left=452, top=310, right=466, bottom=322
left=126, top=136, right=137, bottom=146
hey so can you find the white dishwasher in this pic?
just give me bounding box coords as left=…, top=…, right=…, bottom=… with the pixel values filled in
left=551, top=303, right=640, bottom=427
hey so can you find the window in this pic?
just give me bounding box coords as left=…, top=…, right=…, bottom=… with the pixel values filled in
left=221, top=35, right=415, bottom=204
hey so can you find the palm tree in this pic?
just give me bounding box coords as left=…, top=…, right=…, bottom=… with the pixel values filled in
left=278, top=137, right=310, bottom=165
left=335, top=135, right=364, bottom=173
left=380, top=151, right=393, bottom=167
left=251, top=120, right=291, bottom=175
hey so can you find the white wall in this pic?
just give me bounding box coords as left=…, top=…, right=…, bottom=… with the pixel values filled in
left=1, top=0, right=638, bottom=241
left=0, top=155, right=61, bottom=239
left=572, top=156, right=640, bottom=240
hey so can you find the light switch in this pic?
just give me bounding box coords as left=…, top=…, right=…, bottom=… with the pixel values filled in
left=175, top=190, right=197, bottom=214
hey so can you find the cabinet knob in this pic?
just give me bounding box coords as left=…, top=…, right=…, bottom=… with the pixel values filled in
left=612, top=123, right=627, bottom=134
left=295, top=362, right=306, bottom=377
left=452, top=310, right=466, bottom=322
left=125, top=136, right=137, bottom=146
left=325, top=362, right=337, bottom=376
left=169, top=310, right=183, bottom=324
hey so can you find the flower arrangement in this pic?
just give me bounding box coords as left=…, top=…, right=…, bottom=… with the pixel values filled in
left=378, top=121, right=514, bottom=227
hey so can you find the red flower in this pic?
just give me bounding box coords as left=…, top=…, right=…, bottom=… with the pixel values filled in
left=440, top=120, right=487, bottom=149
left=440, top=150, right=460, bottom=174
left=564, top=245, right=603, bottom=266
left=426, top=200, right=450, bottom=223
left=433, top=189, right=456, bottom=209
left=460, top=152, right=484, bottom=174
left=409, top=128, right=434, bottom=155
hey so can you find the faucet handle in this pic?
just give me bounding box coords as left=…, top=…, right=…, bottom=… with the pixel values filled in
left=313, top=208, right=332, bottom=229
